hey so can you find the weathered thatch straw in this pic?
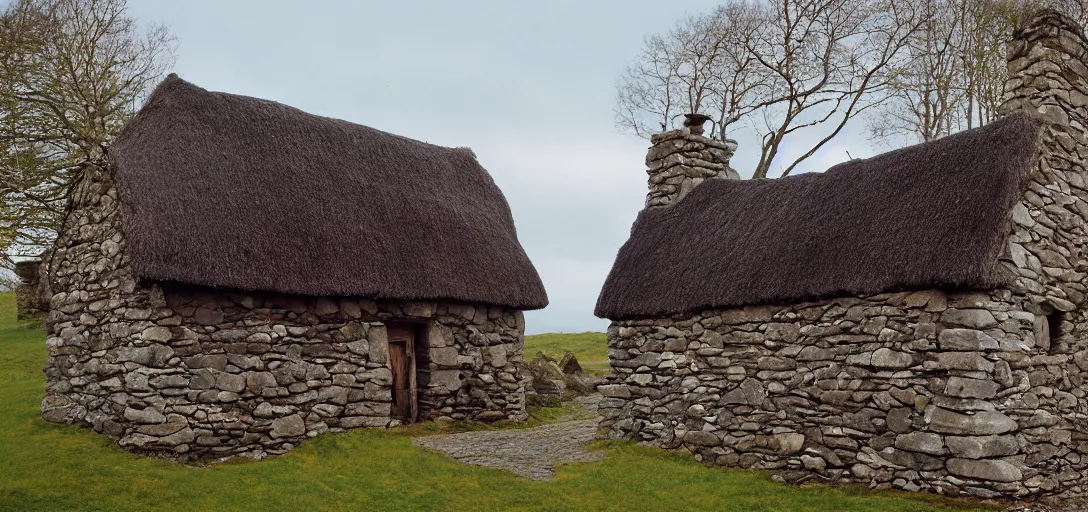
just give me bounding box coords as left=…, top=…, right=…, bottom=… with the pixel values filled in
left=109, top=74, right=547, bottom=309
left=596, top=113, right=1044, bottom=319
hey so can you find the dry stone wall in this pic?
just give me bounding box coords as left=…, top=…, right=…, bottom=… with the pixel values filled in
left=42, top=162, right=528, bottom=460
left=598, top=9, right=1088, bottom=501
left=998, top=9, right=1088, bottom=326
left=645, top=129, right=738, bottom=208
left=598, top=290, right=1088, bottom=498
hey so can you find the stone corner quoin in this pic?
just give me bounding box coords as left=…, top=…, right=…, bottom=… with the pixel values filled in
left=596, top=9, right=1088, bottom=501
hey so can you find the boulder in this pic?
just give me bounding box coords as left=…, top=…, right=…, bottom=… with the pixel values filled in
left=566, top=374, right=596, bottom=394
left=559, top=351, right=583, bottom=375
left=528, top=351, right=595, bottom=397
left=533, top=376, right=565, bottom=395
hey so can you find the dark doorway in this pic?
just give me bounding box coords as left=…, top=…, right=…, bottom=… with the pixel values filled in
left=386, top=323, right=418, bottom=423
left=1047, top=311, right=1064, bottom=354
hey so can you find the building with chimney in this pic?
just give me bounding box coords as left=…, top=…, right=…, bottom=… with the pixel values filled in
left=594, top=9, right=1088, bottom=499
left=40, top=75, right=548, bottom=460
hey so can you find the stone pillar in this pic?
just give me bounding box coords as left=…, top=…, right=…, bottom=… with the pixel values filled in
left=645, top=114, right=739, bottom=209
left=14, top=259, right=42, bottom=321
left=997, top=9, right=1088, bottom=316
left=999, top=9, right=1088, bottom=135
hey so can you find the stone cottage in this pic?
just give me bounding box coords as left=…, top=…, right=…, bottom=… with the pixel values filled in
left=595, top=9, right=1088, bottom=499
left=41, top=74, right=548, bottom=460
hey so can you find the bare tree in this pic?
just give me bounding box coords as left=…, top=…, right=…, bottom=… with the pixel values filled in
left=869, top=0, right=967, bottom=142
left=870, top=0, right=1088, bottom=145
left=0, top=0, right=177, bottom=270
left=744, top=0, right=922, bottom=178
left=615, top=0, right=922, bottom=178
left=960, top=0, right=1027, bottom=130
left=615, top=3, right=763, bottom=141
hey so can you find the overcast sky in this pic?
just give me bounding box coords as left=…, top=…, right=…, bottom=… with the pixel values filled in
left=127, top=0, right=878, bottom=334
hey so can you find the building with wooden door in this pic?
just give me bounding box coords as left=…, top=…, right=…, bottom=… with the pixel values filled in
left=38, top=75, right=548, bottom=461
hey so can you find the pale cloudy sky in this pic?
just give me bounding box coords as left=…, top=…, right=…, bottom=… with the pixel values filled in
left=127, top=0, right=878, bottom=334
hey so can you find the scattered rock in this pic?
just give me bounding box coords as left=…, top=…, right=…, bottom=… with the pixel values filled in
left=559, top=351, right=583, bottom=375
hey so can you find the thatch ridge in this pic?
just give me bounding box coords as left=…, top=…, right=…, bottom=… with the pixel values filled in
left=109, top=74, right=547, bottom=309
left=596, top=114, right=1043, bottom=319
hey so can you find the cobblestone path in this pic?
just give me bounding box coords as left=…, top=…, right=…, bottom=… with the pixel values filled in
left=412, top=395, right=603, bottom=480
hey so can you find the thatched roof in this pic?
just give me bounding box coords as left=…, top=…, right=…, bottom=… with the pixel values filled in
left=108, top=74, right=547, bottom=309
left=596, top=114, right=1043, bottom=320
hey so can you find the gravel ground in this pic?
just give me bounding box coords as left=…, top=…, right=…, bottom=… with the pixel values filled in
left=1004, top=498, right=1088, bottom=512
left=412, top=395, right=604, bottom=480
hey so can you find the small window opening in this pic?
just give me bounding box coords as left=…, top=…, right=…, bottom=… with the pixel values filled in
left=1046, top=311, right=1064, bottom=354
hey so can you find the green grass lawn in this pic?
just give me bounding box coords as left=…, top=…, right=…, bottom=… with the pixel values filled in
left=524, top=332, right=609, bottom=375
left=0, top=292, right=997, bottom=511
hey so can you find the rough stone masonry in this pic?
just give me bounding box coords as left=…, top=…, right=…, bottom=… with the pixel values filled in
left=597, top=8, right=1088, bottom=500
left=644, top=120, right=739, bottom=209
left=40, top=161, right=530, bottom=461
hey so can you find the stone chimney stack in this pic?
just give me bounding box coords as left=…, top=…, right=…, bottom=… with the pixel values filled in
left=999, top=9, right=1088, bottom=135
left=645, top=113, right=739, bottom=209
left=997, top=8, right=1088, bottom=318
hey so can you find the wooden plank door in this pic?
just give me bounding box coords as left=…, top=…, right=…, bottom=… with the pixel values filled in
left=386, top=324, right=417, bottom=423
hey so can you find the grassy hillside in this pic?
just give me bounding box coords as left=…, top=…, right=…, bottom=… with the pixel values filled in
left=0, top=292, right=994, bottom=511
left=524, top=332, right=609, bottom=375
